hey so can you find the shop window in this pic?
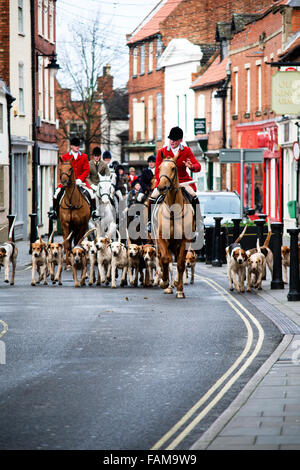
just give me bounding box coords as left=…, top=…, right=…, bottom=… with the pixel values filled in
left=0, top=166, right=4, bottom=208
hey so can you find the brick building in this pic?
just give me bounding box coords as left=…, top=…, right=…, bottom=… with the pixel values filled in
left=126, top=0, right=274, bottom=166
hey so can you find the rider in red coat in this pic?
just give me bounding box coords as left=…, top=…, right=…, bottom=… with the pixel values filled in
left=147, top=126, right=201, bottom=234
left=48, top=137, right=97, bottom=220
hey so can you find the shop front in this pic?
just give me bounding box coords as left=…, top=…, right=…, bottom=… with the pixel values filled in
left=235, top=120, right=282, bottom=222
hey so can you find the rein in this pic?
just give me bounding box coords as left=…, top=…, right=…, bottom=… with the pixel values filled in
left=59, top=163, right=83, bottom=211
left=158, top=159, right=178, bottom=192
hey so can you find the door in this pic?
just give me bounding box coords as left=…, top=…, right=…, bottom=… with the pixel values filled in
left=12, top=152, right=27, bottom=240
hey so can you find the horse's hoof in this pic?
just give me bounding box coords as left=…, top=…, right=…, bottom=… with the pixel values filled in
left=164, top=287, right=173, bottom=294
left=176, top=291, right=185, bottom=299
left=31, top=282, right=36, bottom=286
left=4, top=279, right=9, bottom=283
left=160, top=280, right=169, bottom=289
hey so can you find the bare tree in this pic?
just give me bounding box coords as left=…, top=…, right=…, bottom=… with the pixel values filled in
left=56, top=16, right=123, bottom=157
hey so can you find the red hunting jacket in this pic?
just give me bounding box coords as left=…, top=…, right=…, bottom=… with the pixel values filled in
left=155, top=145, right=201, bottom=192
left=59, top=151, right=91, bottom=189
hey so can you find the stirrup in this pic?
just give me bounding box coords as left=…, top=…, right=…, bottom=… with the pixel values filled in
left=48, top=210, right=58, bottom=220
left=147, top=220, right=152, bottom=233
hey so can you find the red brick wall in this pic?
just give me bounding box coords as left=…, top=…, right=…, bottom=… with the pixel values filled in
left=229, top=9, right=283, bottom=148
left=292, top=9, right=300, bottom=33
left=0, top=0, right=10, bottom=85
left=127, top=0, right=277, bottom=148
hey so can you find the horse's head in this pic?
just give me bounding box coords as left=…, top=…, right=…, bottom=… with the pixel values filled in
left=59, top=157, right=75, bottom=188
left=157, top=157, right=178, bottom=195
left=97, top=176, right=113, bottom=204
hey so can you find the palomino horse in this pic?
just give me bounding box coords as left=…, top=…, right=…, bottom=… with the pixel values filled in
left=58, top=157, right=91, bottom=268
left=154, top=156, right=195, bottom=298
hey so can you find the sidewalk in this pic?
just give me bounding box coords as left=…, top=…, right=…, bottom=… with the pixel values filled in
left=191, top=262, right=300, bottom=450
left=15, top=239, right=300, bottom=450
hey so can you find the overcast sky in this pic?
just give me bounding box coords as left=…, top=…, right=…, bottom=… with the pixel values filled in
left=56, top=0, right=159, bottom=88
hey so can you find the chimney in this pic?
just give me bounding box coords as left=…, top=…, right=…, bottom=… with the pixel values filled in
left=103, top=64, right=111, bottom=76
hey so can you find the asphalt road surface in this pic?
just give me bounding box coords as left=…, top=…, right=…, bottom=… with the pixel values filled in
left=0, top=260, right=282, bottom=450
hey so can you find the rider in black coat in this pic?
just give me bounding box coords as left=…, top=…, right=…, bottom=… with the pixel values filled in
left=138, top=155, right=156, bottom=194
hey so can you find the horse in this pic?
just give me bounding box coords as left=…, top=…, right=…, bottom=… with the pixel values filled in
left=153, top=155, right=195, bottom=299
left=91, top=175, right=117, bottom=237
left=58, top=157, right=91, bottom=268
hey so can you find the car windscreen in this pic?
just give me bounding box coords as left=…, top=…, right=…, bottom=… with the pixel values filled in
left=198, top=195, right=240, bottom=215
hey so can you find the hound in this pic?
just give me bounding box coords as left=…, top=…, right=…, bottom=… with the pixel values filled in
left=225, top=225, right=248, bottom=292
left=142, top=243, right=160, bottom=287
left=31, top=229, right=48, bottom=286
left=110, top=230, right=128, bottom=288
left=126, top=229, right=143, bottom=287
left=94, top=224, right=112, bottom=285
left=246, top=238, right=266, bottom=292
left=281, top=243, right=300, bottom=284
left=47, top=231, right=64, bottom=285
left=0, top=217, right=18, bottom=285
left=70, top=229, right=95, bottom=287
left=246, top=219, right=273, bottom=278
left=184, top=247, right=197, bottom=285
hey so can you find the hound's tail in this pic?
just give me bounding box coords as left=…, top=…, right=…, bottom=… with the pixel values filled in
left=8, top=216, right=17, bottom=242
left=234, top=224, right=247, bottom=244
left=78, top=228, right=96, bottom=246
left=263, top=218, right=272, bottom=248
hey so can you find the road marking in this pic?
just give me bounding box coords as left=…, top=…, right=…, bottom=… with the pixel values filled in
left=151, top=274, right=264, bottom=450
left=0, top=319, right=8, bottom=340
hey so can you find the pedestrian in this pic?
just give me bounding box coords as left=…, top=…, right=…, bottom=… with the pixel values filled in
left=127, top=179, right=147, bottom=207
left=48, top=136, right=97, bottom=220
left=147, top=126, right=201, bottom=233
left=86, top=146, right=110, bottom=191
left=138, top=155, right=156, bottom=194
left=116, top=165, right=130, bottom=196
left=128, top=167, right=138, bottom=184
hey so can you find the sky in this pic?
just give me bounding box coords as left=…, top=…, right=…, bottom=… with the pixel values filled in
left=56, top=0, right=160, bottom=89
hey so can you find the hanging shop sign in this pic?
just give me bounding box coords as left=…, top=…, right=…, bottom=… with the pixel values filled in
left=271, top=71, right=300, bottom=115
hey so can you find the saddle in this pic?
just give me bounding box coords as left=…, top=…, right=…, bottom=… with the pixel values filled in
left=77, top=186, right=92, bottom=206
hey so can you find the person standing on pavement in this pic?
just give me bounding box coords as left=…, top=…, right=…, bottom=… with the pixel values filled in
left=86, top=147, right=110, bottom=192
left=48, top=137, right=98, bottom=220
left=147, top=126, right=201, bottom=233
left=138, top=155, right=156, bottom=195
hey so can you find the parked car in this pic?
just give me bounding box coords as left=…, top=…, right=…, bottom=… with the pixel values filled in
left=197, top=191, right=254, bottom=227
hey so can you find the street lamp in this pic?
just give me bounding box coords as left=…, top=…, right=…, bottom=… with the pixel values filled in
left=29, top=51, right=61, bottom=252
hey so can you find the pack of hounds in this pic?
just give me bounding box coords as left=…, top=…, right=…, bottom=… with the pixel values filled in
left=30, top=224, right=198, bottom=289
left=0, top=216, right=298, bottom=290
left=225, top=219, right=300, bottom=293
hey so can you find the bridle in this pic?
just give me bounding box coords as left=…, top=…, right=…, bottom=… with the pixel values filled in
left=158, top=159, right=178, bottom=192
left=59, top=162, right=83, bottom=210
left=60, top=163, right=74, bottom=187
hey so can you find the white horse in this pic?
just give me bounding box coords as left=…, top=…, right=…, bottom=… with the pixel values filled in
left=93, top=175, right=117, bottom=236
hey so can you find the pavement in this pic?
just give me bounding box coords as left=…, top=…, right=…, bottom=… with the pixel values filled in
left=15, top=238, right=300, bottom=450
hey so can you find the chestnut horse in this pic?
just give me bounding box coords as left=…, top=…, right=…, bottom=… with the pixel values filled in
left=154, top=156, right=194, bottom=298
left=58, top=157, right=91, bottom=268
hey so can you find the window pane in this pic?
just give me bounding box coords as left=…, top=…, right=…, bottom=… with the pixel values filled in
left=156, top=93, right=162, bottom=141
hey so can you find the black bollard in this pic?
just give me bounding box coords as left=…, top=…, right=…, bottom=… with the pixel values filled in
left=212, top=217, right=222, bottom=267
left=287, top=228, right=300, bottom=301
left=232, top=218, right=242, bottom=242
left=205, top=226, right=213, bottom=265
left=7, top=214, right=16, bottom=242
left=48, top=214, right=54, bottom=240
left=258, top=213, right=267, bottom=220
left=29, top=213, right=38, bottom=254
left=270, top=222, right=284, bottom=290
left=254, top=219, right=266, bottom=247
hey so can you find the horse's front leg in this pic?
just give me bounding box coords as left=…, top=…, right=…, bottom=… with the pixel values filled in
left=175, top=244, right=186, bottom=298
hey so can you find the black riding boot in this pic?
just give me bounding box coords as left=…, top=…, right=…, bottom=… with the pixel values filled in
left=48, top=188, right=64, bottom=220
left=147, top=197, right=156, bottom=233
left=191, top=195, right=201, bottom=235
left=91, top=198, right=98, bottom=221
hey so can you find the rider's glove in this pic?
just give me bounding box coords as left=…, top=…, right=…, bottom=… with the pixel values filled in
left=91, top=184, right=98, bottom=191
left=76, top=179, right=82, bottom=185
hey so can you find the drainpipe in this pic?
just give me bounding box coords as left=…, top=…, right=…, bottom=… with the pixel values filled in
left=5, top=88, right=15, bottom=215
left=215, top=62, right=231, bottom=148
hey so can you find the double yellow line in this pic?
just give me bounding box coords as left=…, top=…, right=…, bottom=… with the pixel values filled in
left=151, top=274, right=264, bottom=450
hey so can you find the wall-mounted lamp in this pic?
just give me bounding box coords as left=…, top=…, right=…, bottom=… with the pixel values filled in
left=37, top=52, right=61, bottom=78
